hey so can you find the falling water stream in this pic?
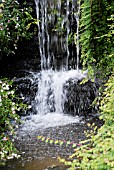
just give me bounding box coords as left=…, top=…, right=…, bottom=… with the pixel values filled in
left=17, top=0, right=84, bottom=132
left=21, top=0, right=84, bottom=130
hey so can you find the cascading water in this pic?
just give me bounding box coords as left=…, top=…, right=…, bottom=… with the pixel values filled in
left=34, top=69, right=86, bottom=115
left=20, top=0, right=87, bottom=131
left=34, top=0, right=81, bottom=70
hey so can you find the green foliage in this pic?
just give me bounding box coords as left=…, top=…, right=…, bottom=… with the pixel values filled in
left=80, top=0, right=114, bottom=79
left=0, top=0, right=33, bottom=57
left=0, top=79, right=27, bottom=165
left=100, top=73, right=114, bottom=123
left=37, top=135, right=80, bottom=148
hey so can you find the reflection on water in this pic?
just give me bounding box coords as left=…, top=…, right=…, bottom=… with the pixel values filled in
left=0, top=158, right=66, bottom=170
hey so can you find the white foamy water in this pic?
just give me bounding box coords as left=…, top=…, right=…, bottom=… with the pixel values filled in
left=35, top=69, right=87, bottom=115
left=21, top=113, right=81, bottom=131
left=20, top=69, right=86, bottom=131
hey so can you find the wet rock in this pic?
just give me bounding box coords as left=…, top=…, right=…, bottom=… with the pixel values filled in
left=64, top=79, right=98, bottom=116
left=0, top=36, right=41, bottom=78
left=45, top=165, right=67, bottom=170
left=13, top=74, right=98, bottom=117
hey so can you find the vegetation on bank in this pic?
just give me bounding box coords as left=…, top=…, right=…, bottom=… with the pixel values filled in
left=59, top=0, right=114, bottom=169
left=0, top=79, right=27, bottom=165
left=0, top=0, right=32, bottom=164
left=0, top=0, right=33, bottom=58
left=80, top=0, right=114, bottom=79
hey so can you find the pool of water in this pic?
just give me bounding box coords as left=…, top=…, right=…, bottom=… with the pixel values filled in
left=1, top=158, right=66, bottom=170
left=0, top=116, right=102, bottom=170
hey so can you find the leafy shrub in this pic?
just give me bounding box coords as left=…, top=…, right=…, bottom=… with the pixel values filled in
left=0, top=0, right=33, bottom=57
left=80, top=0, right=114, bottom=79
left=0, top=79, right=27, bottom=165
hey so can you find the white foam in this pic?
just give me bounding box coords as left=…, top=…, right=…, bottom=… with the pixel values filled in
left=19, top=69, right=86, bottom=132
left=34, top=69, right=87, bottom=115
left=21, top=113, right=80, bottom=131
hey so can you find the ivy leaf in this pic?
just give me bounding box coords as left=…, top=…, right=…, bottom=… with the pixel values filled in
left=66, top=141, right=71, bottom=145
left=59, top=141, right=63, bottom=146
left=49, top=140, right=54, bottom=144
left=41, top=137, right=45, bottom=141
left=54, top=140, right=59, bottom=144
left=72, top=144, right=76, bottom=148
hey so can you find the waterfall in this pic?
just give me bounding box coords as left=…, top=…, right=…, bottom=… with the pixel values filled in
left=33, top=0, right=84, bottom=115
left=34, top=69, right=86, bottom=115
left=34, top=0, right=81, bottom=70
left=20, top=0, right=85, bottom=131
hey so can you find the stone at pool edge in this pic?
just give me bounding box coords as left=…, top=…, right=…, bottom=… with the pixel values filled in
left=44, top=165, right=68, bottom=170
